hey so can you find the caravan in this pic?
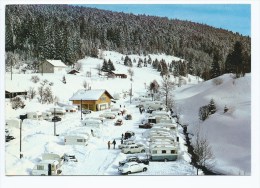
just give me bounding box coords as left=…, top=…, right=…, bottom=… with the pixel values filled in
left=64, top=135, right=89, bottom=145
left=149, top=144, right=179, bottom=162
left=6, top=118, right=21, bottom=128
left=31, top=160, right=62, bottom=175
left=27, top=111, right=42, bottom=120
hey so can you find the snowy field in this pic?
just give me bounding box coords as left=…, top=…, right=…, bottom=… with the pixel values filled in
left=4, top=51, right=251, bottom=177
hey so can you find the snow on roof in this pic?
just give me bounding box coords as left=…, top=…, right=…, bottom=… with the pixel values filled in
left=46, top=60, right=67, bottom=67
left=69, top=89, right=112, bottom=101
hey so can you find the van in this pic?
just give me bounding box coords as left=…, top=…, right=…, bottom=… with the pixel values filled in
left=64, top=135, right=89, bottom=145
left=150, top=144, right=179, bottom=162
left=31, top=160, right=62, bottom=175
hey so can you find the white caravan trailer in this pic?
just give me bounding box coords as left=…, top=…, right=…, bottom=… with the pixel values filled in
left=31, top=160, right=62, bottom=175
left=5, top=118, right=21, bottom=128
left=153, top=123, right=177, bottom=132
left=42, top=153, right=64, bottom=166
left=81, top=118, right=102, bottom=128
left=27, top=111, right=42, bottom=120
left=64, top=135, right=89, bottom=145
left=149, top=144, right=179, bottom=162
left=48, top=107, right=66, bottom=116
left=42, top=111, right=52, bottom=120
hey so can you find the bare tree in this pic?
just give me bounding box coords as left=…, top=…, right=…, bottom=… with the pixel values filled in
left=43, top=86, right=54, bottom=104
left=127, top=68, right=134, bottom=81
left=193, top=127, right=215, bottom=175
left=160, top=75, right=175, bottom=108
left=38, top=86, right=44, bottom=104
left=96, top=64, right=102, bottom=76
left=149, top=79, right=160, bottom=101
left=28, top=87, right=36, bottom=100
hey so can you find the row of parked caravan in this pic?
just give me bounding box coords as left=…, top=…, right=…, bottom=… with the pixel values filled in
left=140, top=108, right=180, bottom=162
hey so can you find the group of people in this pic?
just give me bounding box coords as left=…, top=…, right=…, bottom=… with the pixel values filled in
left=107, top=139, right=116, bottom=149
left=107, top=133, right=125, bottom=149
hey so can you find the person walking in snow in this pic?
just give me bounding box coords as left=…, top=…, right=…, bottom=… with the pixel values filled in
left=112, top=139, right=116, bottom=149
left=108, top=141, right=111, bottom=149
left=121, top=138, right=123, bottom=144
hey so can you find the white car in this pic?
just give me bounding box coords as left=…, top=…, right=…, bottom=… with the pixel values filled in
left=118, top=162, right=148, bottom=175
left=118, top=141, right=135, bottom=149
left=121, top=144, right=146, bottom=154
left=99, top=112, right=116, bottom=119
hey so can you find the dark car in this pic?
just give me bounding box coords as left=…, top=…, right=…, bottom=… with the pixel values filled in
left=82, top=109, right=92, bottom=114
left=62, top=154, right=78, bottom=162
left=115, top=119, right=123, bottom=126
left=139, top=123, right=153, bottom=129
left=125, top=114, right=132, bottom=120
left=124, top=131, right=135, bottom=140
left=119, top=156, right=149, bottom=166
left=51, top=116, right=61, bottom=122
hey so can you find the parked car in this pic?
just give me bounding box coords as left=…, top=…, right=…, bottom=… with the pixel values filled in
left=99, top=112, right=116, bottom=119
left=51, top=116, right=61, bottom=122
left=114, top=118, right=123, bottom=126
left=124, top=131, right=135, bottom=140
left=119, top=155, right=149, bottom=166
left=82, top=109, right=92, bottom=114
left=118, top=140, right=135, bottom=149
left=125, top=114, right=132, bottom=120
left=118, top=162, right=148, bottom=175
left=121, top=144, right=146, bottom=154
left=139, top=123, right=153, bottom=129
left=62, top=154, right=78, bottom=162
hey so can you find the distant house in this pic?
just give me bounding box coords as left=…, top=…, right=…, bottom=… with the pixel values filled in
left=5, top=90, right=27, bottom=99
left=38, top=60, right=67, bottom=73
left=69, top=89, right=114, bottom=111
left=109, top=71, right=127, bottom=78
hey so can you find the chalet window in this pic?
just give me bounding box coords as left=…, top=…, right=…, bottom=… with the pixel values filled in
left=152, top=150, right=157, bottom=154
left=77, top=139, right=83, bottom=142
left=162, top=150, right=166, bottom=154
left=171, top=150, right=175, bottom=154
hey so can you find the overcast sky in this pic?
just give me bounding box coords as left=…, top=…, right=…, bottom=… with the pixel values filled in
left=79, top=4, right=251, bottom=36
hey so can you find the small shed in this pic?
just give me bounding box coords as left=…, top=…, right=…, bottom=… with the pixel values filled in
left=39, top=60, right=67, bottom=74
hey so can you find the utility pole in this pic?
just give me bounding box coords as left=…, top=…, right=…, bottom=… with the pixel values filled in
left=19, top=114, right=27, bottom=159
left=20, top=120, right=23, bottom=158
left=54, top=108, right=56, bottom=136
left=81, top=99, right=83, bottom=120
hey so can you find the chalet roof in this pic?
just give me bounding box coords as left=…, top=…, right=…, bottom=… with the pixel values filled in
left=69, top=89, right=113, bottom=101
left=46, top=60, right=67, bottom=67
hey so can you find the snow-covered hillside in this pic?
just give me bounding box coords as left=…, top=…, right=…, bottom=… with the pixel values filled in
left=4, top=51, right=251, bottom=176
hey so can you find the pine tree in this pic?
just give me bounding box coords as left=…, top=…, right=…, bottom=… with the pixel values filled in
left=107, top=59, right=115, bottom=71
left=208, top=98, right=216, bottom=114
left=101, top=59, right=108, bottom=72
left=210, top=51, right=221, bottom=79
